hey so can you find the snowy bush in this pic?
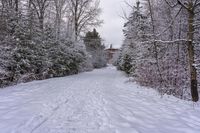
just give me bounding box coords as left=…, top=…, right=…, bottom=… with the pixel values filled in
left=0, top=23, right=93, bottom=87
left=0, top=37, right=93, bottom=87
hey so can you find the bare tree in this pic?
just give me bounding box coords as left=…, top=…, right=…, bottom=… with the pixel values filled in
left=53, top=0, right=66, bottom=41
left=31, top=0, right=50, bottom=32
left=66, top=0, right=102, bottom=40
left=146, top=0, right=164, bottom=87
left=54, top=0, right=62, bottom=40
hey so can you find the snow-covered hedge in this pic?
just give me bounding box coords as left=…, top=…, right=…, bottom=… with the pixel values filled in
left=0, top=38, right=93, bottom=88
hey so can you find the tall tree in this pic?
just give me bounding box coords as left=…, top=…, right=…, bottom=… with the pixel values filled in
left=31, top=0, right=50, bottom=32
left=67, top=0, right=102, bottom=40
left=145, top=0, right=164, bottom=88
left=84, top=28, right=106, bottom=68
left=53, top=0, right=66, bottom=41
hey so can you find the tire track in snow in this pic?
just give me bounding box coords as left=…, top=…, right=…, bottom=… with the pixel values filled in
left=30, top=99, right=69, bottom=133
left=14, top=82, right=75, bottom=133
left=15, top=97, right=69, bottom=133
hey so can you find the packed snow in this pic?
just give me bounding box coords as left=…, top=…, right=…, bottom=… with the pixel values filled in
left=0, top=66, right=200, bottom=133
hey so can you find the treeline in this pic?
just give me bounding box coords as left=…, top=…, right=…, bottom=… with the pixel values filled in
left=116, top=0, right=200, bottom=102
left=0, top=0, right=106, bottom=87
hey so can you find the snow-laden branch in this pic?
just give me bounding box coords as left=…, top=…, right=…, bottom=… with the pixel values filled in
left=194, top=0, right=200, bottom=8
left=154, top=39, right=188, bottom=43
left=140, top=39, right=188, bottom=44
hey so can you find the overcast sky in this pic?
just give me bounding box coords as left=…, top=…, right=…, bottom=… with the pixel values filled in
left=97, top=0, right=131, bottom=48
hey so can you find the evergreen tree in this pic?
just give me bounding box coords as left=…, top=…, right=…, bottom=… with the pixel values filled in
left=84, top=29, right=107, bottom=68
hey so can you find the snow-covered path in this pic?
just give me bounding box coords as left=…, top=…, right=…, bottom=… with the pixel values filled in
left=0, top=66, right=200, bottom=133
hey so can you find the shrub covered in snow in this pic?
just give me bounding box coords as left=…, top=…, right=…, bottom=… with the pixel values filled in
left=0, top=36, right=93, bottom=87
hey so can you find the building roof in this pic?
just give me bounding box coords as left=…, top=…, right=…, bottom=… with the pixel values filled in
left=105, top=48, right=119, bottom=51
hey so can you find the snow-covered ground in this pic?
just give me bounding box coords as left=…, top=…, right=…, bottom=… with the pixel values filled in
left=0, top=66, right=200, bottom=133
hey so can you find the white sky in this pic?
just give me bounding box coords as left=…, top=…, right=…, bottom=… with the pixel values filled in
left=97, top=0, right=131, bottom=48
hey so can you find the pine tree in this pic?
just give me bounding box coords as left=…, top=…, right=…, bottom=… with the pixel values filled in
left=84, top=29, right=107, bottom=68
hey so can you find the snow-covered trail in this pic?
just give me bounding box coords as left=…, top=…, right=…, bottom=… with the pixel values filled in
left=0, top=66, right=200, bottom=133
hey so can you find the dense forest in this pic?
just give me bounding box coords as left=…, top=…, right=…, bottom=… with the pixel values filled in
left=0, top=0, right=106, bottom=87
left=116, top=0, right=200, bottom=102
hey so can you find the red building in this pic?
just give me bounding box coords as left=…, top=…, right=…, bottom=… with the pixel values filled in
left=105, top=45, right=119, bottom=64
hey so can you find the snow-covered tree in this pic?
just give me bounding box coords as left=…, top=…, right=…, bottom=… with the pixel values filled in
left=117, top=0, right=200, bottom=101
left=117, top=1, right=152, bottom=76
left=84, top=29, right=107, bottom=68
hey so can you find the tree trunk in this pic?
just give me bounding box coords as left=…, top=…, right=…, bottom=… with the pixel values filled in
left=75, top=21, right=78, bottom=40
left=74, top=0, right=78, bottom=40
left=28, top=0, right=33, bottom=40
left=188, top=3, right=199, bottom=102
left=15, top=0, right=18, bottom=12
left=39, top=16, right=44, bottom=33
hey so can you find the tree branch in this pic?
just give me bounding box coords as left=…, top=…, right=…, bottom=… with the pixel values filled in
left=163, top=0, right=179, bottom=8
left=177, top=0, right=189, bottom=10
left=156, top=7, right=182, bottom=37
